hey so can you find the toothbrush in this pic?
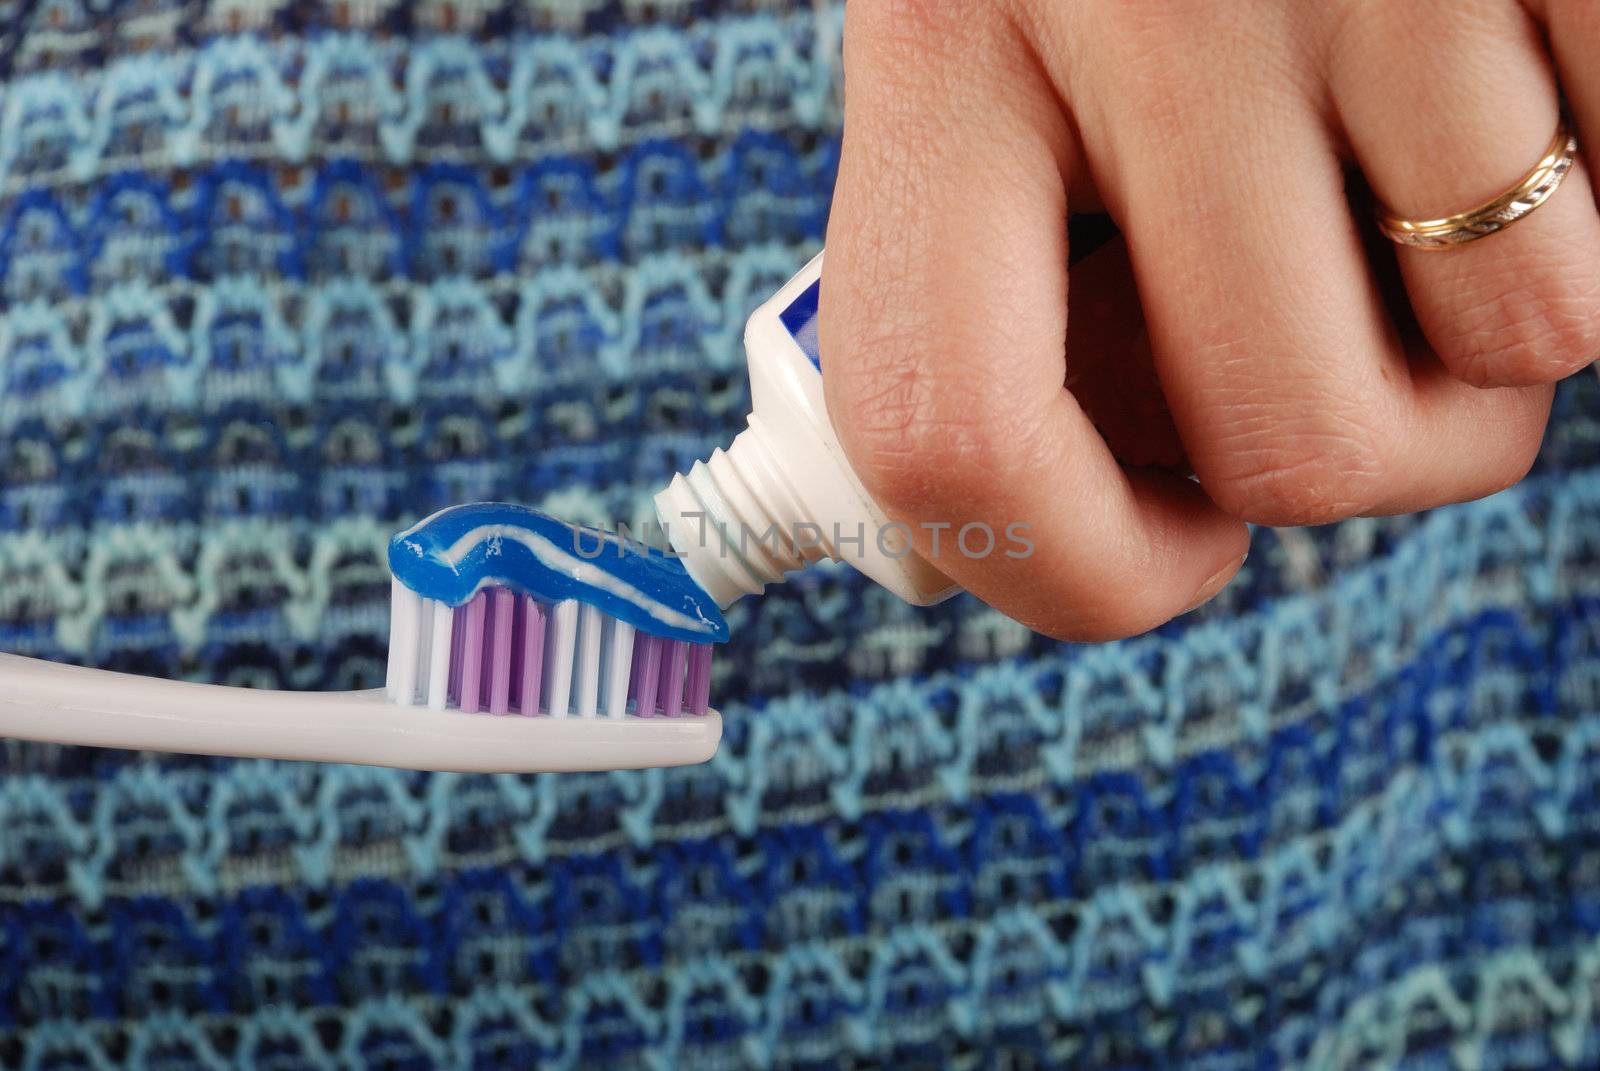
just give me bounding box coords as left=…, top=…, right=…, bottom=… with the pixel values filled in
left=0, top=504, right=726, bottom=773
left=1, top=250, right=946, bottom=775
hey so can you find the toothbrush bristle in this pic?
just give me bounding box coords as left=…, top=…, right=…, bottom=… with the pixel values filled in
left=633, top=635, right=662, bottom=718
left=488, top=588, right=514, bottom=714
left=387, top=584, right=713, bottom=717
left=518, top=595, right=546, bottom=716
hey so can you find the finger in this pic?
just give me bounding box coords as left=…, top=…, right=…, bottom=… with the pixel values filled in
left=1328, top=0, right=1600, bottom=387
left=1537, top=1, right=1600, bottom=357
left=1068, top=25, right=1552, bottom=526
left=819, top=2, right=1249, bottom=641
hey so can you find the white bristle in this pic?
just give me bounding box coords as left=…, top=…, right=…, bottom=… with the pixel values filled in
left=388, top=579, right=423, bottom=705
left=426, top=602, right=454, bottom=710
left=386, top=577, right=405, bottom=698
left=573, top=603, right=603, bottom=717
left=400, top=589, right=425, bottom=703
left=603, top=619, right=635, bottom=719
left=543, top=599, right=579, bottom=717
left=411, top=599, right=429, bottom=702
left=409, top=601, right=435, bottom=701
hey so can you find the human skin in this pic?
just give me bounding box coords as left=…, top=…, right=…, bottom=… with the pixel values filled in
left=819, top=0, right=1600, bottom=640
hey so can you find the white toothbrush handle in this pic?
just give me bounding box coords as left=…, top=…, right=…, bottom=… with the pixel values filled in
left=0, top=653, right=720, bottom=772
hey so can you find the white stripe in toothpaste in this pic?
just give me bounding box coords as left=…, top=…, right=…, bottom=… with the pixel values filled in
left=426, top=524, right=717, bottom=636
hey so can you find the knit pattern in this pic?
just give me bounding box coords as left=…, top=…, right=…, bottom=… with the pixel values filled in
left=3, top=3, right=1599, bottom=1069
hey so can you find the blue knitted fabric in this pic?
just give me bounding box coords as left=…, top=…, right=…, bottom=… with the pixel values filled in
left=4, top=3, right=1600, bottom=1069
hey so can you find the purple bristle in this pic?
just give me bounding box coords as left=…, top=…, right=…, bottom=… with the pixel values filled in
left=448, top=596, right=466, bottom=706
left=518, top=595, right=545, bottom=716
left=633, top=635, right=662, bottom=716
left=488, top=588, right=514, bottom=714
left=457, top=592, right=488, bottom=713
left=686, top=644, right=712, bottom=715
left=661, top=641, right=687, bottom=717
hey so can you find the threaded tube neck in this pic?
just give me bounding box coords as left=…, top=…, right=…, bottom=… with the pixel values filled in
left=653, top=423, right=816, bottom=607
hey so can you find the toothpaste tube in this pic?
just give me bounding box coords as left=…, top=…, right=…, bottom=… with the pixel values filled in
left=655, top=252, right=959, bottom=608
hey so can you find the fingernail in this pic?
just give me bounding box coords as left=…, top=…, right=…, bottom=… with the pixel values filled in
left=1184, top=554, right=1247, bottom=614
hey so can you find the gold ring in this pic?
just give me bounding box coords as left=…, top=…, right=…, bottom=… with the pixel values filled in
left=1377, top=118, right=1579, bottom=250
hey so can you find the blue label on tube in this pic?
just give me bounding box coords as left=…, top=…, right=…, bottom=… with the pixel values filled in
left=778, top=278, right=822, bottom=370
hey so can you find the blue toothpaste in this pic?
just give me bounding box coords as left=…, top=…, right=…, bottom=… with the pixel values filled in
left=388, top=503, right=727, bottom=645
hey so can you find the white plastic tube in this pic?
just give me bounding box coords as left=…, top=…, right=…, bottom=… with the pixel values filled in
left=656, top=251, right=959, bottom=607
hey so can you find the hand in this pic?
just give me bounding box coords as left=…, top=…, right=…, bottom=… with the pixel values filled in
left=820, top=0, right=1596, bottom=640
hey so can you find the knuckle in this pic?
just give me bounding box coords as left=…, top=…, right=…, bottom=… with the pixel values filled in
left=1438, top=273, right=1600, bottom=388
left=833, top=347, right=1032, bottom=523
left=1200, top=407, right=1389, bottom=526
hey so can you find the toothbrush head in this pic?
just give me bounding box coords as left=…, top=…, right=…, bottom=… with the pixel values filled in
left=385, top=503, right=726, bottom=719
